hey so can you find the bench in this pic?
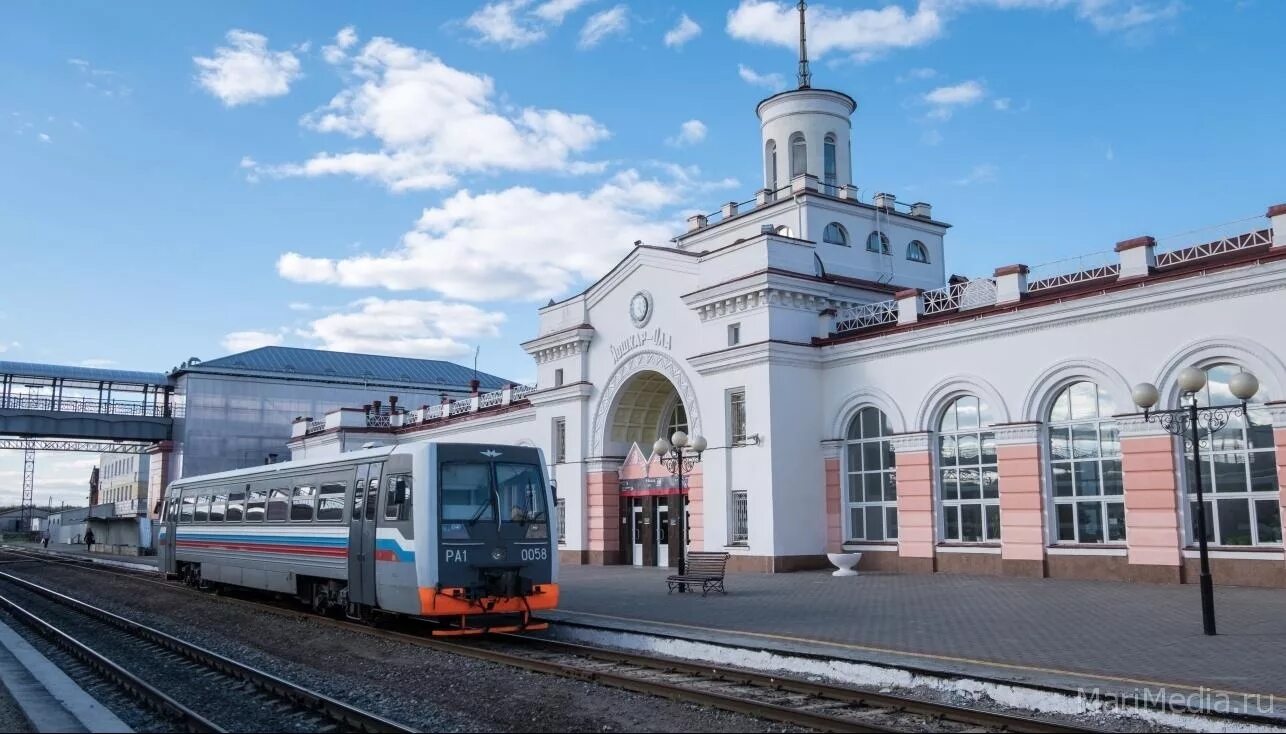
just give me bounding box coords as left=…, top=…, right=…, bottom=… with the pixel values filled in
left=666, top=552, right=730, bottom=596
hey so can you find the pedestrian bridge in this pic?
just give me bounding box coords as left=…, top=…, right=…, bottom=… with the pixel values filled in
left=0, top=361, right=176, bottom=447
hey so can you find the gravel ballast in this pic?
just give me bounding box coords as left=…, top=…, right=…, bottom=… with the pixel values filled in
left=0, top=559, right=799, bottom=733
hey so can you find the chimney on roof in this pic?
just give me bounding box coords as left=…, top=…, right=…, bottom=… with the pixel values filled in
left=388, top=395, right=398, bottom=412
left=873, top=192, right=896, bottom=210
left=469, top=379, right=480, bottom=395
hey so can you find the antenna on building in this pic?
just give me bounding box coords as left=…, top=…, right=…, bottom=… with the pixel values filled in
left=472, top=345, right=480, bottom=385
left=797, top=1, right=812, bottom=90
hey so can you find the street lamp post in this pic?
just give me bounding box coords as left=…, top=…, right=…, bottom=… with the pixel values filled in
left=1132, top=366, right=1260, bottom=637
left=653, top=430, right=706, bottom=589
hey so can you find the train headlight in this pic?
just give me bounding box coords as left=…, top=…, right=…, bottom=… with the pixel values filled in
left=491, top=547, right=506, bottom=562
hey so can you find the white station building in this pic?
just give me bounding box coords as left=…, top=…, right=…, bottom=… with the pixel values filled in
left=289, top=26, right=1286, bottom=588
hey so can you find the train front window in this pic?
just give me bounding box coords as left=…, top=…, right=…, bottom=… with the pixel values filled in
left=440, top=462, right=494, bottom=539
left=495, top=463, right=549, bottom=537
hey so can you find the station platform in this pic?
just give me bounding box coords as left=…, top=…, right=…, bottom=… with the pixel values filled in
left=548, top=564, right=1286, bottom=720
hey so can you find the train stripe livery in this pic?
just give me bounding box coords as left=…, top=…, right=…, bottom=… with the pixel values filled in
left=158, top=443, right=558, bottom=634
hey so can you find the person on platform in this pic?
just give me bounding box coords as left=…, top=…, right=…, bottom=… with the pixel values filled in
left=84, top=528, right=95, bottom=553
left=41, top=529, right=49, bottom=549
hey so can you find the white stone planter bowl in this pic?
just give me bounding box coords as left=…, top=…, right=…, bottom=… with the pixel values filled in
left=827, top=552, right=861, bottom=577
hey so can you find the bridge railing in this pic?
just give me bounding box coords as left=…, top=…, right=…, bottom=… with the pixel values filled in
left=0, top=395, right=180, bottom=418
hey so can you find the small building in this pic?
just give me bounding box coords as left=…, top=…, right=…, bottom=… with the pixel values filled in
left=0, top=507, right=50, bottom=534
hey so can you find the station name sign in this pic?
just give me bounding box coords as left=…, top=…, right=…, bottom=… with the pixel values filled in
left=610, top=327, right=672, bottom=362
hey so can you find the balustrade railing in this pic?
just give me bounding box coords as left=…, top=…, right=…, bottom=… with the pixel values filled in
left=308, top=419, right=326, bottom=433
left=0, top=394, right=180, bottom=418
left=479, top=389, right=505, bottom=408
left=835, top=299, right=898, bottom=331
left=922, top=278, right=997, bottom=315
left=512, top=384, right=537, bottom=401
left=1154, top=229, right=1272, bottom=268
left=449, top=399, right=472, bottom=416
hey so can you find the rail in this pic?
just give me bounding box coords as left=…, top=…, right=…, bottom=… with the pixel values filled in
left=922, top=278, right=997, bottom=315
left=0, top=394, right=180, bottom=418
left=835, top=299, right=899, bottom=331
left=1155, top=228, right=1272, bottom=268
left=0, top=570, right=416, bottom=733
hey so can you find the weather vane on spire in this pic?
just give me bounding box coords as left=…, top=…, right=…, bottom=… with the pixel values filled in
left=797, top=0, right=811, bottom=89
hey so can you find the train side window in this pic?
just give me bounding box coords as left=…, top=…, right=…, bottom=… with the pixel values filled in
left=209, top=492, right=228, bottom=522
left=266, top=487, right=289, bottom=522
left=246, top=488, right=267, bottom=522
left=179, top=494, right=195, bottom=523
left=226, top=489, right=246, bottom=522
left=291, top=485, right=316, bottom=522
left=316, top=482, right=346, bottom=522
left=385, top=474, right=411, bottom=521
left=194, top=494, right=211, bottom=523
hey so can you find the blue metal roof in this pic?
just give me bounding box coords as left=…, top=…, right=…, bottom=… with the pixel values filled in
left=0, top=361, right=169, bottom=386
left=179, top=347, right=511, bottom=390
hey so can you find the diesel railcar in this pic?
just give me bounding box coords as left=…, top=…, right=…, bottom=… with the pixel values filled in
left=158, top=443, right=558, bottom=634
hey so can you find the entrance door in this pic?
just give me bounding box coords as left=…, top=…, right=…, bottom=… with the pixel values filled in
left=160, top=494, right=178, bottom=574
left=631, top=502, right=644, bottom=566
left=347, top=463, right=382, bottom=608
left=655, top=502, right=669, bottom=567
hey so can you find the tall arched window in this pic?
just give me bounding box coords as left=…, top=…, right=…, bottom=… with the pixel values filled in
left=666, top=402, right=689, bottom=438
left=765, top=139, right=777, bottom=191
left=845, top=407, right=897, bottom=541
left=866, top=231, right=890, bottom=254
left=1048, top=381, right=1124, bottom=544
left=938, top=395, right=999, bottom=542
left=1184, top=363, right=1280, bottom=546
left=907, top=241, right=930, bottom=263
left=823, top=134, right=837, bottom=192
left=823, top=222, right=848, bottom=246
left=790, top=133, right=807, bottom=178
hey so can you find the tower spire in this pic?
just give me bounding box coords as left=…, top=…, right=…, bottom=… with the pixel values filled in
left=797, top=0, right=811, bottom=89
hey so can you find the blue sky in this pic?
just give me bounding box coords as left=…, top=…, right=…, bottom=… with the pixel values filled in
left=2, top=0, right=1284, bottom=504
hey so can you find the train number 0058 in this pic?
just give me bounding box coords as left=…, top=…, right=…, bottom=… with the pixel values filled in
left=520, top=547, right=548, bottom=562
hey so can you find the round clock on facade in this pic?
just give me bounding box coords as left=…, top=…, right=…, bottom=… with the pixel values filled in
left=629, top=291, right=653, bottom=328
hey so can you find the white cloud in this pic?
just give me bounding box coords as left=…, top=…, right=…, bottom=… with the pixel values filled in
left=0, top=453, right=100, bottom=508
left=533, top=0, right=595, bottom=24
left=248, top=36, right=609, bottom=191
left=38, top=133, right=51, bottom=143
left=727, top=1, right=1182, bottom=62
left=992, top=97, right=1011, bottom=111
left=221, top=330, right=284, bottom=352
left=465, top=0, right=593, bottom=48
left=737, top=63, right=786, bottom=91
left=666, top=119, right=707, bottom=147
left=277, top=167, right=732, bottom=303
left=728, top=0, right=943, bottom=62
left=897, top=67, right=938, bottom=82
left=579, top=5, right=629, bottom=49
left=921, top=129, right=943, bottom=146
left=67, top=58, right=130, bottom=97
left=323, top=25, right=359, bottom=63
left=194, top=29, right=302, bottom=106
left=288, top=302, right=314, bottom=311
left=303, top=298, right=505, bottom=359
left=79, top=358, right=117, bottom=367
left=953, top=162, right=998, bottom=186
left=664, top=14, right=702, bottom=47
left=924, top=80, right=985, bottom=119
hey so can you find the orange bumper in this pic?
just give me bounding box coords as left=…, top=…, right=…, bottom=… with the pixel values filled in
left=418, top=583, right=560, bottom=617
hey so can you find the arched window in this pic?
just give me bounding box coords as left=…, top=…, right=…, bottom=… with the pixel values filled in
left=773, top=224, right=793, bottom=238
left=1184, top=364, right=1280, bottom=546
left=790, top=133, right=807, bottom=178
left=845, top=407, right=897, bottom=542
left=907, top=240, right=930, bottom=263
left=765, top=139, right=778, bottom=191
left=866, top=231, right=890, bottom=255
left=823, top=222, right=848, bottom=246
left=937, top=395, right=999, bottom=542
left=666, top=402, right=689, bottom=438
left=823, top=134, right=837, bottom=192
left=1048, top=381, right=1124, bottom=544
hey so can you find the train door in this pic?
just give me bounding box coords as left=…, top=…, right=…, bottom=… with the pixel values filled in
left=160, top=493, right=178, bottom=574
left=347, top=462, right=382, bottom=609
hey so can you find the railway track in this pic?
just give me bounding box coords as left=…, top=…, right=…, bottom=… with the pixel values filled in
left=0, top=548, right=1097, bottom=732
left=0, top=568, right=416, bottom=734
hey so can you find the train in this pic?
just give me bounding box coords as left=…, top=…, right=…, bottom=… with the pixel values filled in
left=158, top=442, right=558, bottom=634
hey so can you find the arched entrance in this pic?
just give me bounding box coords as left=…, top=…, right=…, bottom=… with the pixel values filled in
left=589, top=352, right=703, bottom=568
